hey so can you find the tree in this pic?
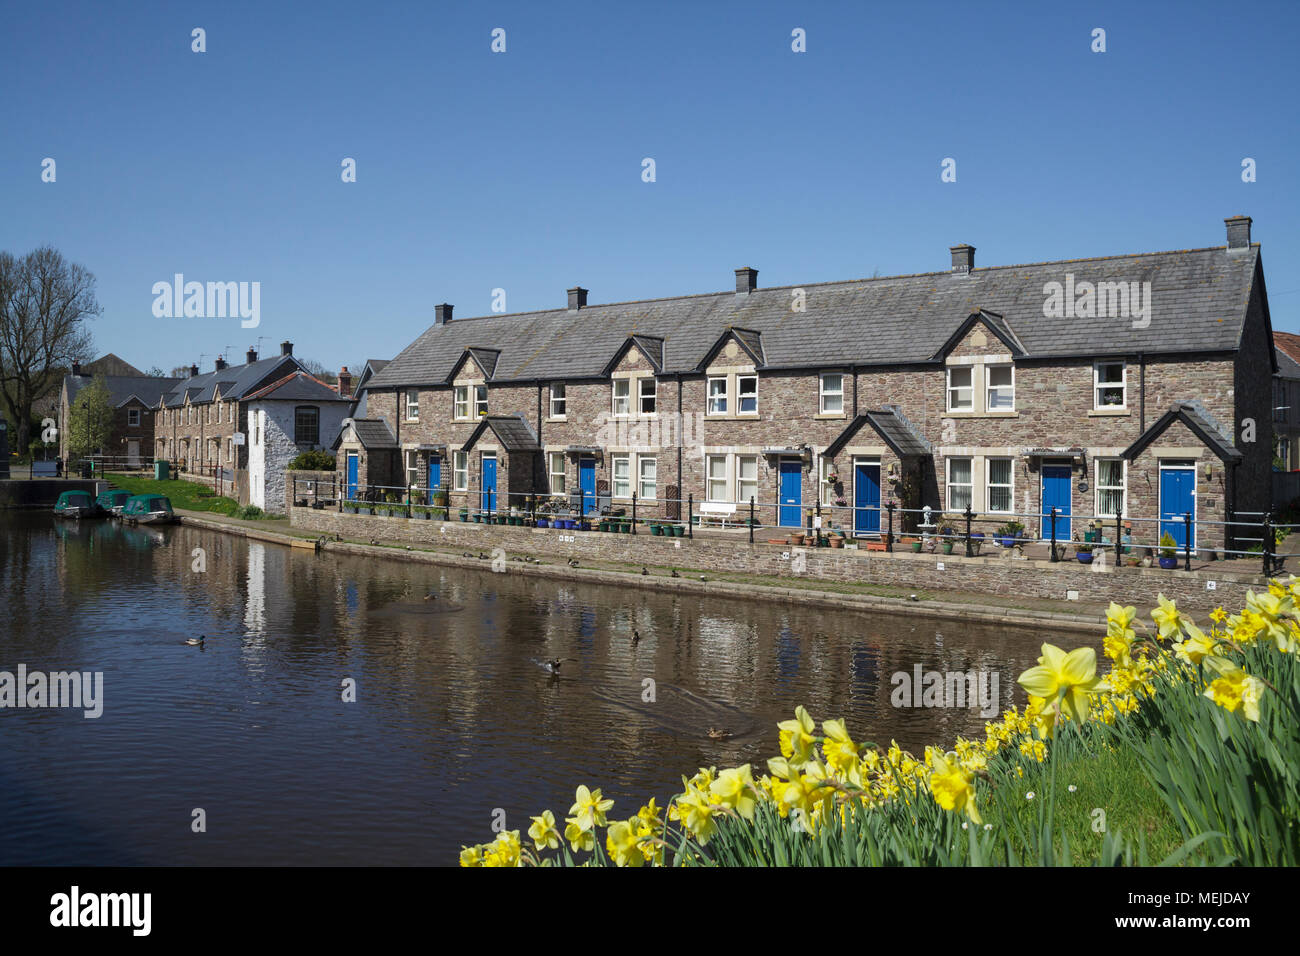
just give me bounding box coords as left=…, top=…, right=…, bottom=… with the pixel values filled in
left=145, top=366, right=168, bottom=378
left=298, top=357, right=337, bottom=384
left=66, top=373, right=114, bottom=459
left=0, top=247, right=99, bottom=452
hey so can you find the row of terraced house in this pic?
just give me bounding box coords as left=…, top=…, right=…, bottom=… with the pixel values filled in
left=334, top=216, right=1276, bottom=554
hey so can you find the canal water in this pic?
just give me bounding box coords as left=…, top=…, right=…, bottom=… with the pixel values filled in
left=0, top=512, right=1092, bottom=865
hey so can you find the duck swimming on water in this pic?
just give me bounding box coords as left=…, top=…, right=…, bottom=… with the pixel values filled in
left=184, top=636, right=205, bottom=646
left=544, top=658, right=578, bottom=674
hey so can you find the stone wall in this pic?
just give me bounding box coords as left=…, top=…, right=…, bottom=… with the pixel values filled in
left=291, top=506, right=1272, bottom=613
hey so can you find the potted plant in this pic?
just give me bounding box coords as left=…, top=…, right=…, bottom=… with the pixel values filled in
left=995, top=521, right=1024, bottom=548
left=1075, top=541, right=1094, bottom=564
left=938, top=523, right=955, bottom=555
left=537, top=516, right=551, bottom=528
left=789, top=531, right=805, bottom=546
left=459, top=507, right=469, bottom=522
left=343, top=501, right=358, bottom=515
left=910, top=539, right=923, bottom=553
left=969, top=531, right=984, bottom=557
left=1158, top=532, right=1180, bottom=569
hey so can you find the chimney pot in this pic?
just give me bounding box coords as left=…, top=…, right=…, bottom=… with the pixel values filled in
left=567, top=286, right=588, bottom=310
left=215, top=355, right=227, bottom=371
left=435, top=303, right=454, bottom=324
left=281, top=340, right=293, bottom=356
left=190, top=364, right=199, bottom=378
left=1225, top=215, right=1252, bottom=251
left=950, top=245, right=975, bottom=274
left=246, top=348, right=258, bottom=364
left=71, top=361, right=82, bottom=376
left=735, top=267, right=758, bottom=294
left=338, top=366, right=353, bottom=398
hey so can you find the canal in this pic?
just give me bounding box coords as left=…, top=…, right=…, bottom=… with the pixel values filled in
left=0, top=512, right=1092, bottom=864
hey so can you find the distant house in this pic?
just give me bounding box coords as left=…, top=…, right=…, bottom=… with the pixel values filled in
left=349, top=359, right=389, bottom=418
left=59, top=363, right=182, bottom=464
left=243, top=371, right=352, bottom=513
left=1274, top=333, right=1300, bottom=471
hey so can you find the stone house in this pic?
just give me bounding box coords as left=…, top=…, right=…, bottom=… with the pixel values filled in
left=153, top=343, right=306, bottom=504
left=1273, top=332, right=1300, bottom=472
left=59, top=365, right=183, bottom=464
left=352, top=216, right=1274, bottom=553
left=244, top=371, right=352, bottom=513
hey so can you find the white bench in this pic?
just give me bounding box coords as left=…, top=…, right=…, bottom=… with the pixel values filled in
left=697, top=501, right=738, bottom=528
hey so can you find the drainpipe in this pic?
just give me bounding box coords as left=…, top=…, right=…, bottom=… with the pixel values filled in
left=537, top=383, right=543, bottom=499
left=1139, top=352, right=1146, bottom=432
left=677, top=373, right=684, bottom=516
left=852, top=365, right=859, bottom=417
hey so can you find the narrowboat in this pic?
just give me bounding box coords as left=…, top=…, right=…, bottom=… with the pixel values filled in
left=52, top=490, right=99, bottom=519
left=96, top=488, right=134, bottom=516
left=120, top=493, right=177, bottom=525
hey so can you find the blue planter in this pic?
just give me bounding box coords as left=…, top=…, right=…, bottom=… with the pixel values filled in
left=1158, top=556, right=1179, bottom=570
left=1076, top=552, right=1094, bottom=564
left=999, top=536, right=1016, bottom=548
left=537, top=518, right=550, bottom=528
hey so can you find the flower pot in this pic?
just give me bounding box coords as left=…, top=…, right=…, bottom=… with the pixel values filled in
left=999, top=536, right=1016, bottom=548
left=650, top=524, right=662, bottom=535
left=673, top=524, right=685, bottom=537
left=788, top=534, right=805, bottom=546
left=537, top=518, right=550, bottom=528
left=1076, top=552, right=1094, bottom=564
left=910, top=541, right=923, bottom=553
left=459, top=512, right=468, bottom=522
left=1158, top=556, right=1179, bottom=570
left=829, top=537, right=844, bottom=548
left=941, top=542, right=954, bottom=555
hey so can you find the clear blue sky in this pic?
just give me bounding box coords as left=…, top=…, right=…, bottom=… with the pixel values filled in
left=3, top=0, right=1297, bottom=376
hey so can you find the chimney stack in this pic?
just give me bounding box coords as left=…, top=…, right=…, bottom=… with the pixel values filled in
left=735, top=267, right=758, bottom=294
left=567, top=286, right=588, bottom=310
left=71, top=361, right=82, bottom=376
left=338, top=366, right=353, bottom=398
left=215, top=355, right=227, bottom=371
left=1225, top=215, right=1252, bottom=251
left=190, top=364, right=199, bottom=378
left=246, top=348, right=258, bottom=364
left=435, top=303, right=454, bottom=324
left=950, top=244, right=975, bottom=274
left=281, top=340, right=293, bottom=356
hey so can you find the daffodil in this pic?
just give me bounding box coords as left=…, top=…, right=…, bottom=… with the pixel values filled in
left=778, top=706, right=818, bottom=765
left=527, top=810, right=561, bottom=851
left=568, top=785, right=614, bottom=831
left=1202, top=656, right=1265, bottom=722
left=710, top=764, right=759, bottom=819
left=605, top=817, right=646, bottom=867
left=926, top=748, right=981, bottom=824
left=1150, top=594, right=1186, bottom=642
left=1018, top=643, right=1102, bottom=730
left=1172, top=620, right=1218, bottom=665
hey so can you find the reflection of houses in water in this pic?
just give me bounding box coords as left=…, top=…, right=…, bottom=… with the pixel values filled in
left=243, top=541, right=267, bottom=642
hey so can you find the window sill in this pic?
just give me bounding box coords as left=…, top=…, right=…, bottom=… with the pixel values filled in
left=945, top=411, right=1019, bottom=418
left=815, top=413, right=848, bottom=420
left=1088, top=408, right=1131, bottom=417
left=545, top=416, right=567, bottom=423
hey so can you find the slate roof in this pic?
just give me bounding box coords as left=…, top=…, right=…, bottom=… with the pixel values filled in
left=333, top=418, right=397, bottom=450
left=66, top=374, right=184, bottom=409
left=158, top=355, right=304, bottom=407
left=367, top=245, right=1261, bottom=389
left=1276, top=346, right=1300, bottom=380
left=824, top=405, right=933, bottom=459
left=1122, top=401, right=1241, bottom=463
left=1275, top=332, right=1300, bottom=367
left=461, top=414, right=541, bottom=453
left=244, top=371, right=353, bottom=403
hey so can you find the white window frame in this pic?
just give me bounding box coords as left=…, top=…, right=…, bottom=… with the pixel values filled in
left=638, top=378, right=657, bottom=416
left=638, top=455, right=657, bottom=500
left=548, top=451, right=566, bottom=494
left=706, top=454, right=729, bottom=502
left=738, top=375, right=758, bottom=415
left=405, top=390, right=420, bottom=421
left=986, top=365, right=1014, bottom=412
left=707, top=377, right=728, bottom=415
left=819, top=373, right=844, bottom=415
left=736, top=454, right=758, bottom=505
left=611, top=453, right=631, bottom=498
left=612, top=379, right=631, bottom=417
left=946, top=457, right=973, bottom=512
left=453, top=451, right=468, bottom=491
left=549, top=384, right=566, bottom=419
left=228, top=402, right=234, bottom=424
left=474, top=385, right=488, bottom=417
left=454, top=386, right=470, bottom=420
left=1094, top=361, right=1127, bottom=410
left=127, top=408, right=141, bottom=426
left=1094, top=458, right=1127, bottom=519
left=946, top=367, right=973, bottom=412
left=406, top=450, right=421, bottom=490
left=986, top=457, right=1013, bottom=513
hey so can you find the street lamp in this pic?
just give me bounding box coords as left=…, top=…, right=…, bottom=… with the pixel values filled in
left=81, top=400, right=88, bottom=477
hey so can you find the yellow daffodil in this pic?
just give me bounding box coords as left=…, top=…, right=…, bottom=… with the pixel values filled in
left=710, top=764, right=759, bottom=819
left=1202, top=656, right=1265, bottom=722
left=1172, top=620, right=1218, bottom=665
left=527, top=810, right=561, bottom=851
left=1150, top=594, right=1186, bottom=643
left=605, top=817, right=646, bottom=867
left=778, top=705, right=818, bottom=765
left=569, top=785, right=614, bottom=831
left=1018, top=643, right=1102, bottom=727
left=926, top=748, right=981, bottom=824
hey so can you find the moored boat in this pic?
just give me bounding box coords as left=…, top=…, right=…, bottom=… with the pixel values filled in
left=52, top=490, right=99, bottom=519
left=121, top=493, right=177, bottom=525
left=95, top=488, right=133, bottom=517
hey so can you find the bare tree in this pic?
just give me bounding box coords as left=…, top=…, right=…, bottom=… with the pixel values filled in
left=0, top=247, right=99, bottom=451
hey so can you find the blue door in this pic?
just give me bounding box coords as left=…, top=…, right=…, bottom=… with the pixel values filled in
left=579, top=458, right=596, bottom=512
left=854, top=462, right=881, bottom=536
left=482, top=455, right=497, bottom=512
left=346, top=452, right=358, bottom=500
left=1041, top=465, right=1072, bottom=540
left=1160, top=466, right=1195, bottom=550
left=778, top=460, right=803, bottom=527
left=427, top=455, right=441, bottom=505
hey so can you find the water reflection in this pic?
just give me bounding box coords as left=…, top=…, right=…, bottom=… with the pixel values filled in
left=0, top=511, right=1094, bottom=865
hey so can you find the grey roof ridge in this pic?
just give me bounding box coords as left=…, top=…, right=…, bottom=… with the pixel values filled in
left=395, top=244, right=1252, bottom=326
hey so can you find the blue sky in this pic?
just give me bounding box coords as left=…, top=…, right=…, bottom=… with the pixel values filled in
left=3, top=0, right=1297, bottom=375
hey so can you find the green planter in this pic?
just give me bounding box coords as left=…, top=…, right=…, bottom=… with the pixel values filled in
left=910, top=541, right=922, bottom=553
left=472, top=514, right=482, bottom=523
left=459, top=510, right=469, bottom=522
left=673, top=524, right=685, bottom=537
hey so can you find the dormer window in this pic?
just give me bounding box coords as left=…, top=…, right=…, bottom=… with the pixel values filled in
left=707, top=377, right=728, bottom=415
left=638, top=378, right=657, bottom=415
left=946, top=368, right=973, bottom=411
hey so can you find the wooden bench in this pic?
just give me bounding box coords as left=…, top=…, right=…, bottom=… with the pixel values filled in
left=696, top=502, right=738, bottom=528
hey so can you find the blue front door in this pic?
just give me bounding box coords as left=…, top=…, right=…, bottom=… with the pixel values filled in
left=346, top=452, right=358, bottom=500
left=778, top=460, right=803, bottom=527
left=854, top=462, right=881, bottom=536
left=1160, top=466, right=1195, bottom=550
left=1041, top=464, right=1072, bottom=540
left=482, top=455, right=497, bottom=512
left=427, top=455, right=441, bottom=505
left=579, top=458, right=596, bottom=512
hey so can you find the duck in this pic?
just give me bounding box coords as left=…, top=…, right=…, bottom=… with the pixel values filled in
left=544, top=658, right=578, bottom=674
left=707, top=727, right=732, bottom=740
left=567, top=558, right=580, bottom=568
left=632, top=629, right=641, bottom=645
left=641, top=566, right=648, bottom=576
left=184, top=636, right=205, bottom=647
left=670, top=569, right=680, bottom=578
left=423, top=593, right=437, bottom=602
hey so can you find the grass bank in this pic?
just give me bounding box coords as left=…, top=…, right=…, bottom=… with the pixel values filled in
left=106, top=473, right=268, bottom=519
